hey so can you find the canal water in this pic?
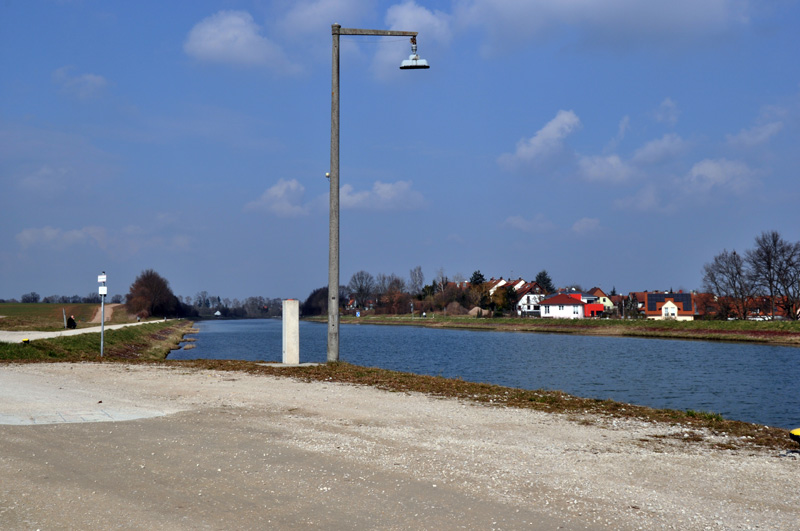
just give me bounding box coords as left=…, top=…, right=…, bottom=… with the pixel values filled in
left=169, top=319, right=800, bottom=429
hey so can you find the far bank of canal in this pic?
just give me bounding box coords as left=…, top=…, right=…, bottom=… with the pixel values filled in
left=170, top=319, right=800, bottom=429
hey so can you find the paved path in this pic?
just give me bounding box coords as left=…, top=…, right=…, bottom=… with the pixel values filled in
left=0, top=320, right=161, bottom=343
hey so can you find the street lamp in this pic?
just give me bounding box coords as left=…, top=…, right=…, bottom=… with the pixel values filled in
left=328, top=24, right=430, bottom=362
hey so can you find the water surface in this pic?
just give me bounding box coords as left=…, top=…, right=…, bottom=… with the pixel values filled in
left=170, top=319, right=800, bottom=429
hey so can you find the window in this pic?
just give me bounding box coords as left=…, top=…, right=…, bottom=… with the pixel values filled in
left=559, top=305, right=564, bottom=311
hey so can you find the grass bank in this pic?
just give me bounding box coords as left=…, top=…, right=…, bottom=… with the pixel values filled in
left=0, top=321, right=192, bottom=361
left=320, top=314, right=800, bottom=347
left=0, top=302, right=135, bottom=331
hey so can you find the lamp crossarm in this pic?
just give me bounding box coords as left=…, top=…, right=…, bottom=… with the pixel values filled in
left=334, top=26, right=418, bottom=38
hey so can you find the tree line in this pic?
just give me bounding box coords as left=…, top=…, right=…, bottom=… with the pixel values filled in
left=702, top=230, right=800, bottom=320
left=124, top=270, right=282, bottom=319
left=7, top=269, right=282, bottom=320
left=5, top=292, right=125, bottom=305
left=301, top=267, right=558, bottom=317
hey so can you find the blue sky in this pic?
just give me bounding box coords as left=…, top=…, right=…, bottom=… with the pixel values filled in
left=2, top=1, right=799, bottom=302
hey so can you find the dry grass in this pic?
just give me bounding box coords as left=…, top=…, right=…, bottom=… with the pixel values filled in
left=144, top=358, right=794, bottom=452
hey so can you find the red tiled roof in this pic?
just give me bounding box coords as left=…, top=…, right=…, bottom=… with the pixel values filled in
left=541, top=293, right=585, bottom=306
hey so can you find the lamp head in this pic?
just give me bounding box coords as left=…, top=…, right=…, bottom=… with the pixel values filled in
left=399, top=36, right=430, bottom=70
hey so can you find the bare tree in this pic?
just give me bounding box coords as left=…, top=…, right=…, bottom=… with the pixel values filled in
left=126, top=269, right=177, bottom=318
left=776, top=240, right=800, bottom=320
left=746, top=231, right=786, bottom=318
left=434, top=267, right=448, bottom=293
left=408, top=266, right=424, bottom=296
left=702, top=249, right=755, bottom=319
left=374, top=273, right=390, bottom=302
left=386, top=273, right=406, bottom=293
left=20, top=292, right=40, bottom=303
left=348, top=270, right=375, bottom=308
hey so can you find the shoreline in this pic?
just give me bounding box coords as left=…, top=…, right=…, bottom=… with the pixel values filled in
left=312, top=315, right=800, bottom=347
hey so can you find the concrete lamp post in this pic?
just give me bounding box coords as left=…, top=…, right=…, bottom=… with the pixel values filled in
left=328, top=24, right=430, bottom=362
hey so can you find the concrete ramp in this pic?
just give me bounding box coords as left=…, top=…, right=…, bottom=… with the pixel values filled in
left=0, top=366, right=182, bottom=425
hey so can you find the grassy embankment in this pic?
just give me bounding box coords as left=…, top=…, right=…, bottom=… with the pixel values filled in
left=327, top=313, right=800, bottom=346
left=0, top=320, right=194, bottom=361
left=0, top=302, right=130, bottom=331
left=2, top=304, right=797, bottom=451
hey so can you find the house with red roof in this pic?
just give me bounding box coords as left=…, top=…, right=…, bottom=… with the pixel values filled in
left=541, top=293, right=586, bottom=319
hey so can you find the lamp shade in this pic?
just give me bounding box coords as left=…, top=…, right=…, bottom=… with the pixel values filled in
left=400, top=54, right=430, bottom=69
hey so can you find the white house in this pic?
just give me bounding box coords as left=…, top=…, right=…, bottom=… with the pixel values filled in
left=540, top=293, right=585, bottom=319
left=515, top=282, right=547, bottom=316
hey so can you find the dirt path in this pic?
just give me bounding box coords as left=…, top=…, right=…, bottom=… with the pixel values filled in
left=89, top=302, right=120, bottom=323
left=0, top=363, right=797, bottom=530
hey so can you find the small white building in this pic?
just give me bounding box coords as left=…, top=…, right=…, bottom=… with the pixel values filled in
left=540, top=293, right=585, bottom=319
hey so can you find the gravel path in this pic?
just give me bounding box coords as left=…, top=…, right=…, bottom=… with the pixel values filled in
left=0, top=320, right=160, bottom=343
left=0, top=363, right=797, bottom=530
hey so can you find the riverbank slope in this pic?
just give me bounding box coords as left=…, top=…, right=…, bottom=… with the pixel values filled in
left=320, top=315, right=800, bottom=347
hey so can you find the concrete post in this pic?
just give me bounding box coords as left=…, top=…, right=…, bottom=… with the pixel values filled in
left=282, top=299, right=300, bottom=365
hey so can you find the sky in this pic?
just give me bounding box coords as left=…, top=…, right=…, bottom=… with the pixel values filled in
left=2, top=0, right=800, bottom=302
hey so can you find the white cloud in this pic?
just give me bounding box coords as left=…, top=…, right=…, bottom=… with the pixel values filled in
left=604, top=115, right=630, bottom=153
left=184, top=11, right=300, bottom=73
left=726, top=121, right=783, bottom=147
left=454, top=0, right=750, bottom=53
left=504, top=214, right=556, bottom=233
left=684, top=158, right=757, bottom=194
left=386, top=1, right=452, bottom=43
left=454, top=0, right=750, bottom=54
left=18, top=165, right=70, bottom=194
left=15, top=226, right=101, bottom=249
left=1, top=124, right=118, bottom=194
left=371, top=1, right=452, bottom=76
left=654, top=98, right=680, bottom=126
left=614, top=184, right=663, bottom=212
left=498, top=110, right=581, bottom=169
left=572, top=217, right=600, bottom=235
left=578, top=154, right=633, bottom=184
left=245, top=179, right=309, bottom=217
left=340, top=180, right=425, bottom=210
left=281, top=0, right=366, bottom=36
left=632, top=133, right=686, bottom=165
left=52, top=66, right=108, bottom=99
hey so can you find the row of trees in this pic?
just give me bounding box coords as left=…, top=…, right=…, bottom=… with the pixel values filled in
left=125, top=271, right=283, bottom=319
left=702, top=231, right=800, bottom=320
left=9, top=271, right=283, bottom=321
left=302, top=267, right=559, bottom=316
left=8, top=292, right=125, bottom=304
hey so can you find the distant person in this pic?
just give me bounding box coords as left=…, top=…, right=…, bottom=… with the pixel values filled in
left=67, top=315, right=77, bottom=329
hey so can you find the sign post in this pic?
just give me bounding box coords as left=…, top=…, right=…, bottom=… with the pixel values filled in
left=98, top=272, right=107, bottom=357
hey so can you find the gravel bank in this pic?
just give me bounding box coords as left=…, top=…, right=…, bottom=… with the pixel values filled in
left=0, top=363, right=797, bottom=530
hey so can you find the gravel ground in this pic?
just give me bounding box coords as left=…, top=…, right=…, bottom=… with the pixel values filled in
left=0, top=363, right=797, bottom=530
